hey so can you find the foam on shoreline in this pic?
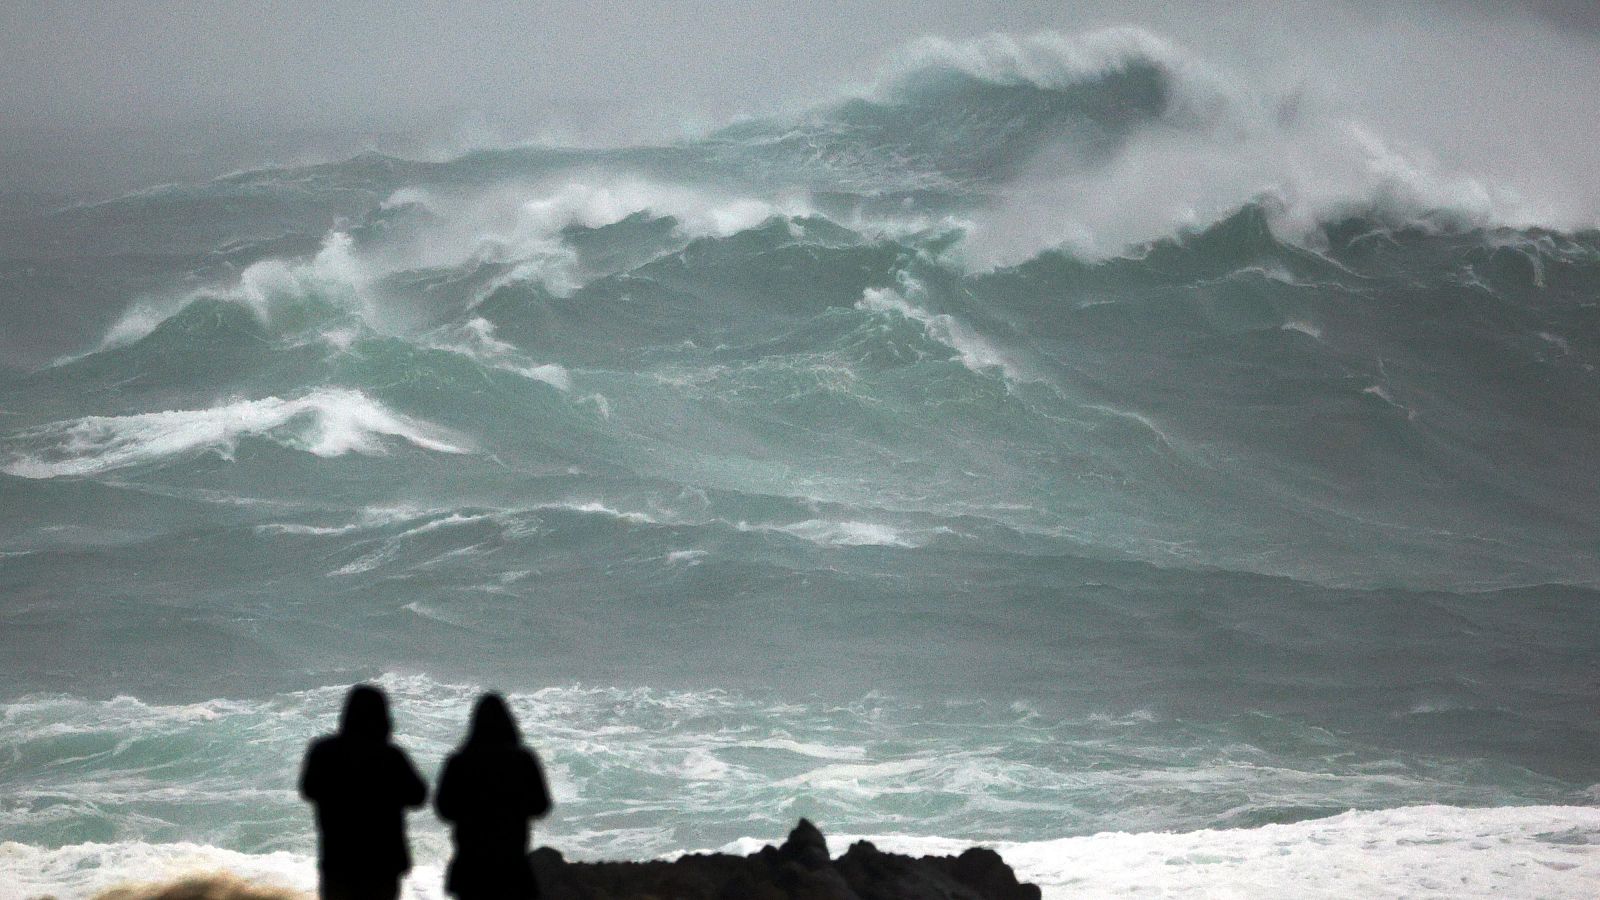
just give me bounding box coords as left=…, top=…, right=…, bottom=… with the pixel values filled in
left=4, top=804, right=1597, bottom=900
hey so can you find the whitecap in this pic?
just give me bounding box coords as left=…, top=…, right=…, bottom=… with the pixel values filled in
left=742, top=738, right=867, bottom=760
left=713, top=805, right=1600, bottom=899
left=1281, top=320, right=1324, bottom=339
left=253, top=521, right=366, bottom=537
left=1081, top=403, right=1175, bottom=447
left=857, top=278, right=1025, bottom=382
left=396, top=512, right=498, bottom=538
left=82, top=231, right=371, bottom=357
left=776, top=758, right=935, bottom=794
left=539, top=501, right=660, bottom=525
left=744, top=518, right=922, bottom=548
left=506, top=363, right=573, bottom=391
left=1, top=389, right=468, bottom=479
left=423, top=317, right=572, bottom=391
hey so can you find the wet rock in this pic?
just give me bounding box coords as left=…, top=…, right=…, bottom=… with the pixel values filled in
left=529, top=820, right=1040, bottom=900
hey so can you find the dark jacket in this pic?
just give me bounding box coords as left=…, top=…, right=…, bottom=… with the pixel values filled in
left=300, top=694, right=428, bottom=878
left=436, top=741, right=552, bottom=897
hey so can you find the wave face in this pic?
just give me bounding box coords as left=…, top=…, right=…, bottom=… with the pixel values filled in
left=3, top=26, right=1600, bottom=898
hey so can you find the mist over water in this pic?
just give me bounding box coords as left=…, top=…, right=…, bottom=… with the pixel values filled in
left=3, top=20, right=1600, bottom=899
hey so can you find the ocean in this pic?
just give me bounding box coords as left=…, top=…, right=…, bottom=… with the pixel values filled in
left=2, top=28, right=1598, bottom=898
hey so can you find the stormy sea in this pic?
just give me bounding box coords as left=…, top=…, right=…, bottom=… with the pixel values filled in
left=2, top=28, right=1598, bottom=898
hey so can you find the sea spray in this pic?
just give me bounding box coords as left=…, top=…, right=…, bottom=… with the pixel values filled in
left=3, top=25, right=1600, bottom=900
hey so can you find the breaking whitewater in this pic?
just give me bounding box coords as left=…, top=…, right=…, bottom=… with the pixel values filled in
left=2, top=29, right=1598, bottom=898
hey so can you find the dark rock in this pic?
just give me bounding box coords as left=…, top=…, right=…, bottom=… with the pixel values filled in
left=778, top=818, right=832, bottom=869
left=527, top=820, right=1040, bottom=900
left=947, top=847, right=1041, bottom=900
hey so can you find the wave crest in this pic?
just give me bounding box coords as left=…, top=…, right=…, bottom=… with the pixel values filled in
left=1, top=389, right=467, bottom=478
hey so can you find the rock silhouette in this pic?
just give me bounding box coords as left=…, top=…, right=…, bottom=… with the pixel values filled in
left=527, top=819, right=1041, bottom=900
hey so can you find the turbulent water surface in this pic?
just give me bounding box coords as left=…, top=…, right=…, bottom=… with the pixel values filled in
left=3, top=29, right=1599, bottom=899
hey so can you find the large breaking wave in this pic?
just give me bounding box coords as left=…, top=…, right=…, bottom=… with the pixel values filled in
left=3, top=26, right=1599, bottom=899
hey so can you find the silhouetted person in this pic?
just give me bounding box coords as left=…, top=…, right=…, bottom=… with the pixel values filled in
left=436, top=693, right=553, bottom=900
left=300, top=685, right=428, bottom=900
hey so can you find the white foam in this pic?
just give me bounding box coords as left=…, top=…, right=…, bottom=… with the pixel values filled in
left=371, top=180, right=812, bottom=299
left=232, top=232, right=368, bottom=323
left=749, top=518, right=921, bottom=548
left=1081, top=403, right=1175, bottom=447
left=88, top=232, right=370, bottom=355
left=254, top=521, right=366, bottom=536
left=922, top=26, right=1599, bottom=264
left=1362, top=384, right=1418, bottom=420
left=258, top=502, right=662, bottom=576
left=9, top=806, right=1597, bottom=900
left=1, top=389, right=468, bottom=478
left=1539, top=331, right=1570, bottom=353
left=744, top=739, right=866, bottom=761
left=1024, top=804, right=1600, bottom=898
left=539, top=501, right=660, bottom=525
left=87, top=173, right=809, bottom=358
left=1281, top=320, right=1324, bottom=339
left=0, top=695, right=254, bottom=742
left=674, top=748, right=733, bottom=780
left=322, top=510, right=502, bottom=576
left=0, top=841, right=447, bottom=900
left=776, top=758, right=935, bottom=795
left=580, top=394, right=612, bottom=419
left=720, top=805, right=1600, bottom=899
left=857, top=278, right=1024, bottom=382
left=255, top=505, right=439, bottom=538
left=506, top=364, right=573, bottom=391
left=498, top=181, right=807, bottom=242
left=423, top=317, right=572, bottom=391
left=11, top=677, right=1598, bottom=898
left=881, top=27, right=1223, bottom=109
left=402, top=601, right=461, bottom=626
left=396, top=512, right=497, bottom=538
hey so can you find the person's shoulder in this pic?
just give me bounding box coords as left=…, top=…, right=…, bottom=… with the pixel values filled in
left=384, top=742, right=421, bottom=766
left=301, top=734, right=343, bottom=781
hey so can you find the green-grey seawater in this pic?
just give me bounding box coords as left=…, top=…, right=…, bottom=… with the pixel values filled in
left=2, top=28, right=1598, bottom=899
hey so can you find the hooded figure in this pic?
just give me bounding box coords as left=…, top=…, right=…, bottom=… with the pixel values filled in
left=435, top=693, right=553, bottom=899
left=300, top=685, right=428, bottom=900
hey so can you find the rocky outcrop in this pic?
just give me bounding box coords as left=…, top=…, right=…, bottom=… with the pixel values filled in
left=529, top=819, right=1041, bottom=900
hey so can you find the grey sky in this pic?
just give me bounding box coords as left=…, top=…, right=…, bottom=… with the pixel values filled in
left=1, top=0, right=1596, bottom=198
left=0, top=1, right=1588, bottom=139
left=2, top=0, right=1597, bottom=367
left=4, top=0, right=1077, bottom=141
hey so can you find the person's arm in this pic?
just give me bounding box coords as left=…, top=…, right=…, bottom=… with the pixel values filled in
left=299, top=740, right=326, bottom=802
left=433, top=756, right=460, bottom=823
left=525, top=751, right=552, bottom=819
left=394, top=748, right=428, bottom=809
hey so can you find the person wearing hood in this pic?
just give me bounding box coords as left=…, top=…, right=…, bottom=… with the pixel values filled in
left=300, top=684, right=428, bottom=900
left=435, top=693, right=553, bottom=899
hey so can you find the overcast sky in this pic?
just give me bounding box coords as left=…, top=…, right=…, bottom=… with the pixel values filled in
left=0, top=1, right=1592, bottom=139
left=1, top=1, right=1596, bottom=194
left=2, top=0, right=1596, bottom=365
